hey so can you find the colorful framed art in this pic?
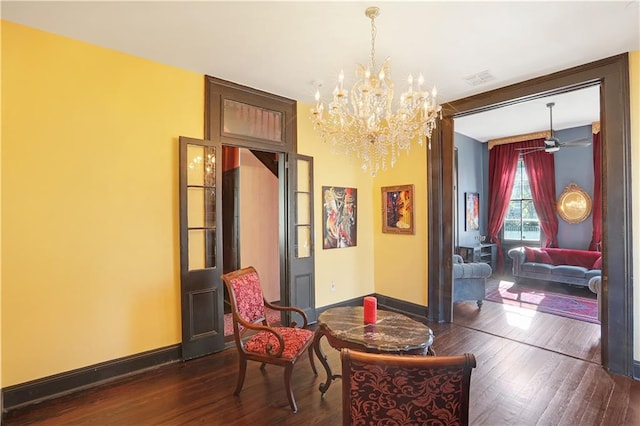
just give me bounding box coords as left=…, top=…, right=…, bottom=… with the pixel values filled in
left=322, top=186, right=357, bottom=249
left=465, top=192, right=480, bottom=231
left=382, top=184, right=414, bottom=234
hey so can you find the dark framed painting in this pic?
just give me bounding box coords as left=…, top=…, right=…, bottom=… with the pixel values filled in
left=382, top=184, right=414, bottom=234
left=322, top=186, right=357, bottom=249
left=465, top=192, right=480, bottom=231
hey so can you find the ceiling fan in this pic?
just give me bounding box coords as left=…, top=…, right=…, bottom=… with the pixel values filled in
left=518, top=102, right=592, bottom=155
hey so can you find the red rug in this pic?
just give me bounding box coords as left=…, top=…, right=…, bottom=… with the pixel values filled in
left=224, top=308, right=282, bottom=337
left=485, top=280, right=599, bottom=324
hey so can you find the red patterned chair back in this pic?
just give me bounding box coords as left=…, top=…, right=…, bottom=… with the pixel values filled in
left=341, top=349, right=476, bottom=426
left=225, top=267, right=266, bottom=326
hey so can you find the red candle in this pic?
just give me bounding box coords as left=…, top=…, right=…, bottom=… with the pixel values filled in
left=364, top=296, right=377, bottom=324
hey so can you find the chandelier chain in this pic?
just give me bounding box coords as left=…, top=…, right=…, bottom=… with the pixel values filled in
left=369, top=12, right=377, bottom=72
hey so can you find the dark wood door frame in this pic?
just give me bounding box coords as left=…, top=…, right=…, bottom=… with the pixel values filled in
left=205, top=75, right=316, bottom=326
left=427, top=53, right=633, bottom=377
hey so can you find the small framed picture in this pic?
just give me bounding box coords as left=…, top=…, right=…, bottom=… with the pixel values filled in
left=382, top=185, right=414, bottom=234
left=465, top=192, right=480, bottom=231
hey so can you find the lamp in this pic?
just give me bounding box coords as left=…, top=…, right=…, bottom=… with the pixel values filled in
left=311, top=6, right=441, bottom=176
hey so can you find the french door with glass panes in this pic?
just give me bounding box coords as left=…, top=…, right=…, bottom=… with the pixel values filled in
left=179, top=136, right=224, bottom=360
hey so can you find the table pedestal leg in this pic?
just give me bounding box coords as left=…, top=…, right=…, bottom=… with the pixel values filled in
left=313, top=328, right=340, bottom=396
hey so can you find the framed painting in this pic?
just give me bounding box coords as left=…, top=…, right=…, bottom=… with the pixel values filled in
left=382, top=184, right=414, bottom=234
left=465, top=192, right=480, bottom=231
left=557, top=182, right=592, bottom=224
left=322, top=186, right=357, bottom=249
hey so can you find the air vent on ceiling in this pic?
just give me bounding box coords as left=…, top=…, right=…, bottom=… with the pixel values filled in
left=463, top=70, right=495, bottom=86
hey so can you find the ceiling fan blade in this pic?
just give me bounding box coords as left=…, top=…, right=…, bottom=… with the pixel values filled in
left=516, top=146, right=546, bottom=152
left=559, top=138, right=592, bottom=147
left=517, top=147, right=546, bottom=155
left=520, top=148, right=546, bottom=156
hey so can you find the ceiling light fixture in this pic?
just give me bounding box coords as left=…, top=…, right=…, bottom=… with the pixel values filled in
left=310, top=6, right=441, bottom=176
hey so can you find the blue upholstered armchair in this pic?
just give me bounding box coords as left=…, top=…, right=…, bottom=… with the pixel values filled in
left=453, top=254, right=493, bottom=308
left=588, top=275, right=602, bottom=322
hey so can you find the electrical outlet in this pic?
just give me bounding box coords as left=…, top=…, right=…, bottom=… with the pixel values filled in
left=330, top=282, right=336, bottom=292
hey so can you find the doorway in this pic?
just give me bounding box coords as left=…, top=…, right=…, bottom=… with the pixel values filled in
left=222, top=147, right=280, bottom=303
left=450, top=86, right=602, bottom=361
left=428, top=54, right=633, bottom=376
left=178, top=76, right=316, bottom=360
left=219, top=145, right=316, bottom=330
left=204, top=75, right=317, bottom=324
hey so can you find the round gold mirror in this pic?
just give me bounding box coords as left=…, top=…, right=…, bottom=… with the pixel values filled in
left=557, top=183, right=592, bottom=224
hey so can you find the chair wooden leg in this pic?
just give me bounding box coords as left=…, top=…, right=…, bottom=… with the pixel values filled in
left=234, top=356, right=247, bottom=395
left=284, top=364, right=297, bottom=413
left=307, top=346, right=317, bottom=375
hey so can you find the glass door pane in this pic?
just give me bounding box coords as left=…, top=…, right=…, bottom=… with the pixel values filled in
left=186, top=144, right=217, bottom=270
left=295, top=158, right=312, bottom=259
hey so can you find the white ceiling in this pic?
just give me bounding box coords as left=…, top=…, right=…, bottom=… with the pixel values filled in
left=3, top=1, right=638, bottom=141
left=454, top=84, right=601, bottom=142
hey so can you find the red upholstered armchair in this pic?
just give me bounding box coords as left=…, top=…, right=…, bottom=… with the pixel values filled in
left=221, top=266, right=317, bottom=412
left=341, top=349, right=476, bottom=425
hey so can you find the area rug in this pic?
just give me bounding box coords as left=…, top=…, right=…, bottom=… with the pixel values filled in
left=223, top=308, right=282, bottom=337
left=485, top=280, right=599, bottom=324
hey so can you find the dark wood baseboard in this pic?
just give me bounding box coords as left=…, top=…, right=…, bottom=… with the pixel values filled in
left=2, top=344, right=181, bottom=412
left=374, top=293, right=429, bottom=319
left=314, top=296, right=362, bottom=318
left=634, top=360, right=640, bottom=381
left=316, top=294, right=428, bottom=323
left=3, top=296, right=429, bottom=415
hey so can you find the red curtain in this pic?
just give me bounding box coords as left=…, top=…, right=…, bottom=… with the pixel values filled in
left=589, top=132, right=602, bottom=251
left=520, top=139, right=559, bottom=247
left=487, top=143, right=520, bottom=271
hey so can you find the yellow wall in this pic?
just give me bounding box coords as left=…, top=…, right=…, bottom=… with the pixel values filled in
left=1, top=21, right=203, bottom=386
left=297, top=104, right=375, bottom=307
left=299, top=104, right=428, bottom=308
left=630, top=51, right=639, bottom=361
left=372, top=144, right=428, bottom=305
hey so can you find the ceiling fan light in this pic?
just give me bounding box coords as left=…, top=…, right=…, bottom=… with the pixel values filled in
left=546, top=146, right=560, bottom=153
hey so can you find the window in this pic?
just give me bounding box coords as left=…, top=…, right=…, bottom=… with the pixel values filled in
left=503, top=158, right=540, bottom=241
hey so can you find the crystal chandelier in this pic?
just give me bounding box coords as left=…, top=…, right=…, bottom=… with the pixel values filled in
left=311, top=6, right=442, bottom=176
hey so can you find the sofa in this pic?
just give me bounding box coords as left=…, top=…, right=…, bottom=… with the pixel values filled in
left=508, top=247, right=601, bottom=287
left=453, top=254, right=493, bottom=308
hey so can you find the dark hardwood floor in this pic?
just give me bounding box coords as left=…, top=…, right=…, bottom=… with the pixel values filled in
left=454, top=298, right=601, bottom=363
left=4, top=307, right=639, bottom=425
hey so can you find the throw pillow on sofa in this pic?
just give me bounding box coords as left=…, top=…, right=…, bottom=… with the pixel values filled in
left=524, top=247, right=553, bottom=264
left=592, top=256, right=602, bottom=269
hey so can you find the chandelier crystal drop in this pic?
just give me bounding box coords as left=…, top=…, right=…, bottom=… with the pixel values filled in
left=311, top=6, right=442, bottom=176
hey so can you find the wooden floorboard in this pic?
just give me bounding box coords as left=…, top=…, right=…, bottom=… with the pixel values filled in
left=4, top=314, right=639, bottom=425
left=453, top=298, right=601, bottom=363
